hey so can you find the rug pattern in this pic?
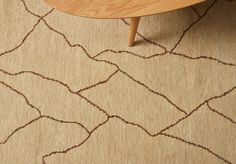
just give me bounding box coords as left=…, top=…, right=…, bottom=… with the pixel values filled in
left=0, top=0, right=235, bottom=163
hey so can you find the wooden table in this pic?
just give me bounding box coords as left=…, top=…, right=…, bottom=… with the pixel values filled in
left=44, top=0, right=205, bottom=47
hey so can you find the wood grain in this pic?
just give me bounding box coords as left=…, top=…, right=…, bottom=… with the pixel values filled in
left=44, top=0, right=205, bottom=19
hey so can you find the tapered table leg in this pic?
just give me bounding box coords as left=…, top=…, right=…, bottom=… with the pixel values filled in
left=128, top=17, right=140, bottom=47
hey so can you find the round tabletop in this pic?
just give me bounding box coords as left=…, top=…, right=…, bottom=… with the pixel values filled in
left=44, top=0, right=205, bottom=19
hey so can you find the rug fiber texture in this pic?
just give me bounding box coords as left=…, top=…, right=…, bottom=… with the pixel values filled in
left=0, top=0, right=236, bottom=163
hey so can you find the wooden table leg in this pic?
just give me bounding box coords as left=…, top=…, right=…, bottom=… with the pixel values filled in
left=128, top=17, right=140, bottom=47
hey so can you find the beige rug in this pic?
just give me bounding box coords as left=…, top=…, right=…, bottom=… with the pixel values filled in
left=0, top=0, right=236, bottom=163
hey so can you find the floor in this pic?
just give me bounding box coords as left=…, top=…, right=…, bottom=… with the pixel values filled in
left=0, top=0, right=235, bottom=163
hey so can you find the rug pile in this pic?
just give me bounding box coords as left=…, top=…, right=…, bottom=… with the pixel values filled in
left=0, top=0, right=235, bottom=163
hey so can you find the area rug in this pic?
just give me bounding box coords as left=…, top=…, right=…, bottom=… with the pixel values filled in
left=0, top=0, right=235, bottom=163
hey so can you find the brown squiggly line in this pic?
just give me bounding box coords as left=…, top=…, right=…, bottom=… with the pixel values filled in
left=41, top=115, right=90, bottom=133
left=190, top=6, right=201, bottom=18
left=93, top=48, right=167, bottom=59
left=20, top=0, right=40, bottom=17
left=170, top=51, right=236, bottom=66
left=40, top=115, right=90, bottom=133
left=93, top=47, right=236, bottom=66
left=109, top=115, right=153, bottom=136
left=0, top=116, right=41, bottom=144
left=170, top=0, right=218, bottom=52
left=160, top=133, right=232, bottom=164
left=207, top=102, right=236, bottom=124
left=20, top=0, right=53, bottom=18
left=77, top=69, right=119, bottom=93
left=0, top=18, right=41, bottom=57
left=0, top=80, right=41, bottom=115
left=119, top=70, right=188, bottom=115
left=40, top=8, right=55, bottom=18
left=93, top=48, right=236, bottom=67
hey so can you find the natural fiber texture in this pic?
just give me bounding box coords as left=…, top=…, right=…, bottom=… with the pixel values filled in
left=0, top=0, right=235, bottom=163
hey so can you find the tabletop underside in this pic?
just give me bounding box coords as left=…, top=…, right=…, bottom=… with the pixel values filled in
left=44, top=0, right=205, bottom=19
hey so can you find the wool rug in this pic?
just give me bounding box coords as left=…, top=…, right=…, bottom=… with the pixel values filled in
left=0, top=0, right=235, bottom=163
